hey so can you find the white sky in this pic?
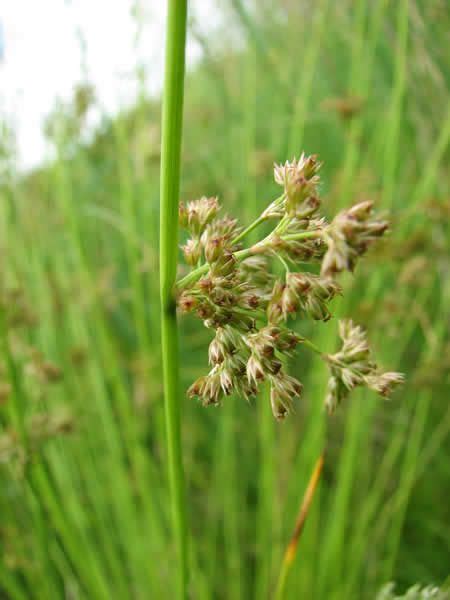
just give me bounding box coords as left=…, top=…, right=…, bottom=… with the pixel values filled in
left=0, top=1, right=211, bottom=170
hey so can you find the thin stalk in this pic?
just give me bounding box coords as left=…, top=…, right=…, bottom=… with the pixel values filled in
left=159, top=1, right=189, bottom=599
left=274, top=453, right=325, bottom=600
left=232, top=213, right=268, bottom=245
left=177, top=247, right=253, bottom=290
left=177, top=229, right=320, bottom=290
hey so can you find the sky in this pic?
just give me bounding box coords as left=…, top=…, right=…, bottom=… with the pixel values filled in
left=0, top=1, right=211, bottom=170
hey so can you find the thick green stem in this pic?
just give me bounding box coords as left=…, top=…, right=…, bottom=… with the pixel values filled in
left=159, top=1, right=189, bottom=598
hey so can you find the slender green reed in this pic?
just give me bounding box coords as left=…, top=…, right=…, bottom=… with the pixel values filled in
left=159, top=1, right=189, bottom=598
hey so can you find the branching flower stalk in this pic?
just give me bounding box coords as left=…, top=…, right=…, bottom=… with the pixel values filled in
left=177, top=153, right=404, bottom=418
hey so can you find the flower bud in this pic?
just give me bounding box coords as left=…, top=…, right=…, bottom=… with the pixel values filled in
left=247, top=355, right=266, bottom=384
left=267, top=280, right=285, bottom=324
left=182, top=238, right=202, bottom=266
left=322, top=202, right=389, bottom=277
left=274, top=154, right=321, bottom=216
left=281, top=285, right=298, bottom=317
left=178, top=293, right=198, bottom=313
left=188, top=376, right=207, bottom=398
left=269, top=372, right=303, bottom=419
left=202, top=370, right=223, bottom=406
left=323, top=319, right=404, bottom=411
left=210, top=252, right=236, bottom=277
left=365, top=371, right=404, bottom=397
left=204, top=236, right=223, bottom=264
left=179, top=203, right=188, bottom=228
left=325, top=376, right=342, bottom=414
left=185, top=196, right=220, bottom=235
left=270, top=387, right=289, bottom=420
left=275, top=329, right=300, bottom=353
left=220, top=369, right=234, bottom=395
left=208, top=337, right=225, bottom=365
left=217, top=326, right=239, bottom=354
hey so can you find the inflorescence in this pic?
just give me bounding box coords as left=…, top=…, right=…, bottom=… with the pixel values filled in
left=177, top=153, right=404, bottom=419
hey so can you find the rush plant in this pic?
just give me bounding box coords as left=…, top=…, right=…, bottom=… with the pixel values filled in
left=177, top=153, right=404, bottom=418
left=159, top=1, right=189, bottom=598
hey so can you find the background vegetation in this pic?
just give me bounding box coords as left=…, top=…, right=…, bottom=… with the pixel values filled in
left=1, top=1, right=449, bottom=598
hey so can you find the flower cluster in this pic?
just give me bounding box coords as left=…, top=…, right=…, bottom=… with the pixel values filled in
left=324, top=320, right=404, bottom=414
left=321, top=201, right=389, bottom=277
left=177, top=153, right=403, bottom=419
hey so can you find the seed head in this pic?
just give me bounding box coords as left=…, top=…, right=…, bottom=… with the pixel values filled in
left=322, top=201, right=389, bottom=277
left=247, top=355, right=266, bottom=384
left=269, top=372, right=303, bottom=420
left=325, top=319, right=404, bottom=412
left=179, top=152, right=401, bottom=420
left=219, top=369, right=234, bottom=395
left=208, top=336, right=225, bottom=365
left=365, top=371, right=405, bottom=397
left=267, top=280, right=285, bottom=324
left=281, top=272, right=341, bottom=321
left=274, top=154, right=321, bottom=216
left=201, top=215, right=240, bottom=247
left=182, top=238, right=202, bottom=266
left=180, top=196, right=220, bottom=235
left=204, top=236, right=223, bottom=264
left=178, top=292, right=198, bottom=313
left=210, top=251, right=236, bottom=277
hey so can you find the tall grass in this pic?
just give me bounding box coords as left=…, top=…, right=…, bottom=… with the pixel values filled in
left=159, top=1, right=189, bottom=598
left=0, top=1, right=449, bottom=598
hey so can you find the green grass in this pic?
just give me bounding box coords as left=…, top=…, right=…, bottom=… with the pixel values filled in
left=0, top=1, right=449, bottom=598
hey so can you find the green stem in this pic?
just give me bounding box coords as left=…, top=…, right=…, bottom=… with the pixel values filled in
left=281, top=231, right=322, bottom=242
left=300, top=337, right=324, bottom=356
left=231, top=213, right=268, bottom=245
left=274, top=252, right=291, bottom=273
left=177, top=247, right=253, bottom=290
left=231, top=193, right=285, bottom=246
left=159, top=1, right=189, bottom=598
left=177, top=228, right=321, bottom=291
